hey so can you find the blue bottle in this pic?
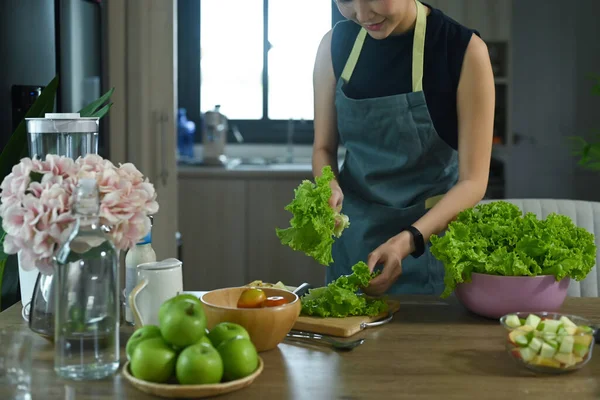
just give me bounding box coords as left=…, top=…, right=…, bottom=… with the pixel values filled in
left=177, top=108, right=196, bottom=159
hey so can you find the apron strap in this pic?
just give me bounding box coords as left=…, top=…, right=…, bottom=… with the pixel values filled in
left=339, top=0, right=427, bottom=93
left=340, top=28, right=367, bottom=83
left=412, top=0, right=427, bottom=92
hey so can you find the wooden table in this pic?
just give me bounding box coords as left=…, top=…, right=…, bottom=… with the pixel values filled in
left=2, top=295, right=600, bottom=399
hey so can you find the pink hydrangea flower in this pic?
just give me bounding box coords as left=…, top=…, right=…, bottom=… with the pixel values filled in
left=0, top=154, right=159, bottom=275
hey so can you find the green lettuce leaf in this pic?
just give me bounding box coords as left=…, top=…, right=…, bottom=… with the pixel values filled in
left=300, top=262, right=388, bottom=318
left=430, top=201, right=597, bottom=298
left=276, top=166, right=350, bottom=265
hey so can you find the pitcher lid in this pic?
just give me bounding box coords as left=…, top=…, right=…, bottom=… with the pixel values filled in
left=25, top=113, right=99, bottom=133
left=138, top=258, right=182, bottom=271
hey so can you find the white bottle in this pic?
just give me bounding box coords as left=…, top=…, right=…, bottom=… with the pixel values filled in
left=124, top=226, right=156, bottom=325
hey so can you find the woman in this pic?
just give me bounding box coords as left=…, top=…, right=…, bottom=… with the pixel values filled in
left=312, top=0, right=495, bottom=296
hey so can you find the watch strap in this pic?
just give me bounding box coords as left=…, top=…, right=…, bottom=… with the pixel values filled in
left=404, top=226, right=425, bottom=258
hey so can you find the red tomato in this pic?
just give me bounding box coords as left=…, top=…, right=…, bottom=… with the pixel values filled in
left=237, top=288, right=266, bottom=308
left=264, top=296, right=288, bottom=307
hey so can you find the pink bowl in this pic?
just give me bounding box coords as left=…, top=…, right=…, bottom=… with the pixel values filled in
left=454, top=273, right=570, bottom=319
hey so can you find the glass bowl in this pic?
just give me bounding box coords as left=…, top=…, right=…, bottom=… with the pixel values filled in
left=499, top=311, right=596, bottom=374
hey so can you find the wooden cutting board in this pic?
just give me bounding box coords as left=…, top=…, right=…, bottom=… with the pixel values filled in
left=291, top=300, right=401, bottom=338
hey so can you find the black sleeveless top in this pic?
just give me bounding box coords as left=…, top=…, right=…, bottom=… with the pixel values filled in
left=331, top=3, right=479, bottom=151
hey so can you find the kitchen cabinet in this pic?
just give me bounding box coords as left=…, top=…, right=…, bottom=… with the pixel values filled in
left=178, top=177, right=247, bottom=290
left=178, top=171, right=326, bottom=290
left=107, top=0, right=179, bottom=292
left=426, top=0, right=511, bottom=42
left=246, top=180, right=325, bottom=288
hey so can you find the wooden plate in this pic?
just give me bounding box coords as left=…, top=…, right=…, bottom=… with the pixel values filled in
left=121, top=357, right=264, bottom=399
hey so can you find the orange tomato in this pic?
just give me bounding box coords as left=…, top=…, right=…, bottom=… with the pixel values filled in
left=237, top=288, right=266, bottom=308
left=264, top=296, right=288, bottom=307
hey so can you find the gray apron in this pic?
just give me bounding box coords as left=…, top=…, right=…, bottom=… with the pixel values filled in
left=327, top=0, right=459, bottom=295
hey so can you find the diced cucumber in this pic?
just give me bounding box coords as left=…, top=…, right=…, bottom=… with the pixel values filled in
left=574, top=334, right=593, bottom=348
left=546, top=339, right=559, bottom=349
left=559, top=316, right=577, bottom=328
left=519, top=318, right=526, bottom=325
left=565, top=326, right=578, bottom=335
left=543, top=320, right=562, bottom=333
left=505, top=314, right=522, bottom=328
left=559, top=335, right=574, bottom=354
left=540, top=342, right=557, bottom=358
left=525, top=314, right=542, bottom=329
left=537, top=322, right=545, bottom=331
left=515, top=335, right=529, bottom=347
left=557, top=326, right=568, bottom=336
left=519, top=347, right=537, bottom=362
left=577, top=325, right=594, bottom=334
left=526, top=331, right=535, bottom=342
left=554, top=352, right=576, bottom=366
left=542, top=332, right=556, bottom=341
left=573, top=343, right=589, bottom=358
left=528, top=337, right=543, bottom=353
left=532, top=355, right=561, bottom=368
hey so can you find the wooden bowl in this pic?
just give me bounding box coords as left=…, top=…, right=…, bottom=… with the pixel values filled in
left=122, top=357, right=263, bottom=398
left=201, top=287, right=301, bottom=352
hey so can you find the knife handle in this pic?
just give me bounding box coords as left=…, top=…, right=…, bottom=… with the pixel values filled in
left=293, top=282, right=312, bottom=297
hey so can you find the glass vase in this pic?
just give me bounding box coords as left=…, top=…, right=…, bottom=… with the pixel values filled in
left=20, top=113, right=100, bottom=340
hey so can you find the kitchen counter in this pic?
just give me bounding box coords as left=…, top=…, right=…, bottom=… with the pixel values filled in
left=2, top=295, right=600, bottom=399
left=178, top=164, right=315, bottom=180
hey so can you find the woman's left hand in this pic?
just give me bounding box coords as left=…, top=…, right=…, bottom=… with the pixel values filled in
left=363, top=231, right=414, bottom=296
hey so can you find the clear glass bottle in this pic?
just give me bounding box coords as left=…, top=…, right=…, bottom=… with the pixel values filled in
left=53, top=178, right=120, bottom=380
left=124, top=218, right=156, bottom=325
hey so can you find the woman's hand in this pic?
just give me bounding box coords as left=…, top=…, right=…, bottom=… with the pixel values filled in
left=363, top=231, right=414, bottom=296
left=329, top=180, right=344, bottom=213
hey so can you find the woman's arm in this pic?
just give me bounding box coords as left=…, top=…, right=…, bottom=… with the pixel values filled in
left=365, top=34, right=495, bottom=294
left=410, top=33, right=495, bottom=245
left=312, top=29, right=344, bottom=209
left=312, top=29, right=340, bottom=179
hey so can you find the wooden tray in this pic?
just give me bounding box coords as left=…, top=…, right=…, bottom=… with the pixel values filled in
left=292, top=300, right=401, bottom=337
left=122, top=357, right=264, bottom=399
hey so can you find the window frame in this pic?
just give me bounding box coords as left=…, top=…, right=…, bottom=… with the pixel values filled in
left=178, top=0, right=346, bottom=145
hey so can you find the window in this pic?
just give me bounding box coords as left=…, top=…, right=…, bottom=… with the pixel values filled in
left=185, top=1, right=345, bottom=143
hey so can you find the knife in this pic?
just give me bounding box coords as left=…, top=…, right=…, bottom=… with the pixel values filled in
left=293, top=282, right=312, bottom=298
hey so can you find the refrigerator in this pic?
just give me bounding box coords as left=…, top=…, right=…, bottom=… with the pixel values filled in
left=0, top=0, right=107, bottom=310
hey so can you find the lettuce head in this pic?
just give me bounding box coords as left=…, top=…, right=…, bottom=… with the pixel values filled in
left=430, top=201, right=597, bottom=298
left=276, top=166, right=350, bottom=265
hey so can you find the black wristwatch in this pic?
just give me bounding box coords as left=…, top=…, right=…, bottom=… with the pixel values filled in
left=404, top=226, right=425, bottom=258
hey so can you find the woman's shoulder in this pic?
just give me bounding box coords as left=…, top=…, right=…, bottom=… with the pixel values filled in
left=330, top=20, right=361, bottom=59
left=425, top=4, right=481, bottom=87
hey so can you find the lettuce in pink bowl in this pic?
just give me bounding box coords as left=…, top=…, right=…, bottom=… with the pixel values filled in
left=430, top=201, right=597, bottom=298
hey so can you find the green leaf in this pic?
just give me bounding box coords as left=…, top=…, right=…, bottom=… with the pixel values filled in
left=430, top=201, right=597, bottom=298
left=300, top=262, right=388, bottom=318
left=0, top=76, right=59, bottom=180
left=78, top=87, right=115, bottom=117
left=275, top=166, right=350, bottom=265
left=90, top=102, right=113, bottom=119
left=0, top=217, right=6, bottom=262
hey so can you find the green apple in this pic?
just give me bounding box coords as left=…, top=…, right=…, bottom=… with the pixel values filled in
left=126, top=325, right=162, bottom=360
left=217, top=337, right=259, bottom=381
left=176, top=342, right=224, bottom=384
left=198, top=336, right=213, bottom=347
left=159, top=298, right=207, bottom=348
left=159, top=294, right=203, bottom=322
left=130, top=337, right=177, bottom=383
left=207, top=322, right=250, bottom=348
